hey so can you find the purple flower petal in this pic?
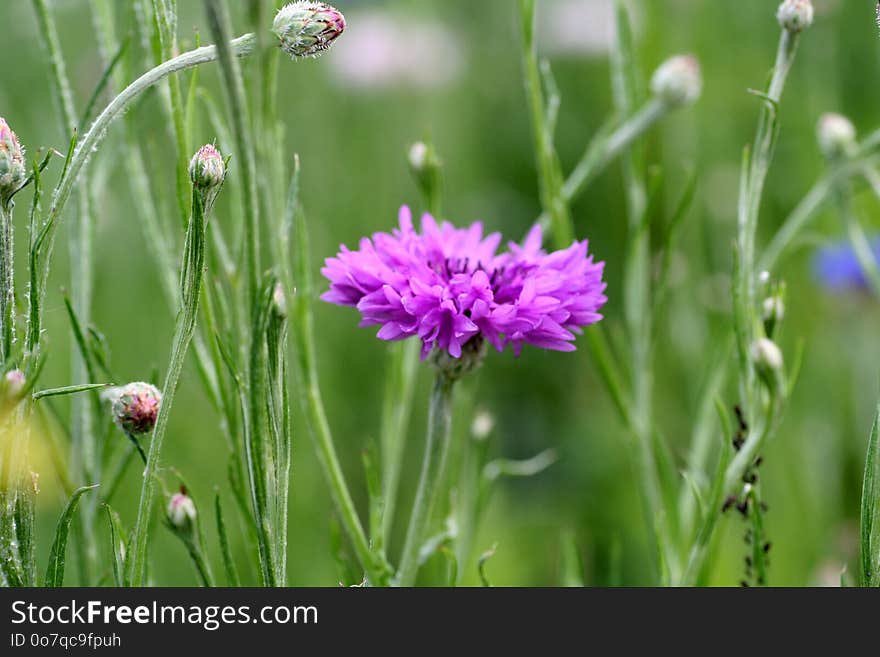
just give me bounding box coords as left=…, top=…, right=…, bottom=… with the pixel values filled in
left=321, top=207, right=607, bottom=358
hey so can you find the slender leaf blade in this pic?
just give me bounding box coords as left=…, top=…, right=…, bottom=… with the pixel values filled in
left=44, top=484, right=99, bottom=587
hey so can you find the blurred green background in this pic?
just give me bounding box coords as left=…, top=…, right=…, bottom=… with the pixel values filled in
left=2, top=0, right=879, bottom=586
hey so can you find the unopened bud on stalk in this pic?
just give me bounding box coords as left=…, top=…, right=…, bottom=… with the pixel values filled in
left=650, top=55, right=702, bottom=108
left=471, top=409, right=495, bottom=441
left=0, top=118, right=26, bottom=202
left=273, top=1, right=346, bottom=59
left=777, top=0, right=814, bottom=33
left=4, top=369, right=25, bottom=398
left=189, top=144, right=225, bottom=190
left=272, top=283, right=287, bottom=317
left=751, top=338, right=784, bottom=391
left=110, top=382, right=162, bottom=434
left=408, top=141, right=442, bottom=193
left=167, top=489, right=197, bottom=530
left=817, top=113, right=856, bottom=160
left=762, top=295, right=785, bottom=338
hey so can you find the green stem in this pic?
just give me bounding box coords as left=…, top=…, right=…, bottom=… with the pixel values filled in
left=0, top=204, right=14, bottom=363
left=293, top=211, right=387, bottom=586
left=379, top=338, right=420, bottom=544
left=126, top=187, right=210, bottom=586
left=735, top=29, right=799, bottom=398
left=32, top=0, right=100, bottom=585
left=396, top=373, right=455, bottom=587
left=519, top=0, right=574, bottom=247
left=204, top=0, right=260, bottom=310
left=759, top=132, right=880, bottom=272
left=185, top=537, right=216, bottom=587
left=26, top=32, right=256, bottom=370
left=834, top=180, right=880, bottom=297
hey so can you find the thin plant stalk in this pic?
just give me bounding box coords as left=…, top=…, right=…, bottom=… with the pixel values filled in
left=126, top=185, right=213, bottom=587
left=32, top=0, right=101, bottom=584
left=395, top=372, right=455, bottom=587
left=0, top=204, right=13, bottom=364
left=519, top=0, right=574, bottom=248
left=292, top=208, right=389, bottom=586
left=611, top=0, right=675, bottom=583
left=680, top=25, right=805, bottom=586
left=24, top=32, right=257, bottom=375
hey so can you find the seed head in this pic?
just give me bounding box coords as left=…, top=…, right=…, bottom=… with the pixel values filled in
left=111, top=382, right=162, bottom=434
left=273, top=1, right=346, bottom=59
left=777, top=0, right=814, bottom=33
left=650, top=55, right=702, bottom=108
left=189, top=144, right=225, bottom=190
left=167, top=490, right=197, bottom=530
left=0, top=118, right=26, bottom=202
left=817, top=113, right=856, bottom=160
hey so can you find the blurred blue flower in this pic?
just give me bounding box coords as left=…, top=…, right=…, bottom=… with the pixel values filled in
left=813, top=238, right=880, bottom=292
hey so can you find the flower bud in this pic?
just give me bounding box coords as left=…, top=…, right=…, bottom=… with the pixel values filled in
left=817, top=113, right=856, bottom=160
left=273, top=1, right=346, bottom=59
left=471, top=409, right=495, bottom=442
left=761, top=295, right=785, bottom=338
left=777, top=0, right=814, bottom=33
left=189, top=144, right=225, bottom=190
left=272, top=283, right=287, bottom=318
left=751, top=338, right=784, bottom=391
left=111, top=382, right=162, bottom=434
left=4, top=369, right=25, bottom=398
left=0, top=118, right=26, bottom=202
left=167, top=490, right=197, bottom=530
left=408, top=142, right=429, bottom=172
left=650, top=55, right=702, bottom=108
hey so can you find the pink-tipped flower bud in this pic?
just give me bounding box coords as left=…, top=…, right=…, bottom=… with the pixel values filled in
left=111, top=382, right=162, bottom=434
left=817, top=113, right=856, bottom=160
left=273, top=1, right=346, bottom=59
left=4, top=369, right=25, bottom=398
left=650, top=55, right=702, bottom=108
left=777, top=0, right=814, bottom=33
left=189, top=144, right=225, bottom=190
left=168, top=489, right=197, bottom=530
left=0, top=118, right=26, bottom=202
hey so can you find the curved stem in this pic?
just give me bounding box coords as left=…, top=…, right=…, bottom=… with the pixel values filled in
left=29, top=33, right=255, bottom=366
left=292, top=210, right=388, bottom=586
left=396, top=373, right=455, bottom=587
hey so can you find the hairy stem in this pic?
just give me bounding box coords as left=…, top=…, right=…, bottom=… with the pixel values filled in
left=396, top=373, right=455, bottom=587
left=126, top=187, right=211, bottom=586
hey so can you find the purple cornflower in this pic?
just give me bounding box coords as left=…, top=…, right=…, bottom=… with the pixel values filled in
left=813, top=238, right=880, bottom=292
left=321, top=207, right=607, bottom=361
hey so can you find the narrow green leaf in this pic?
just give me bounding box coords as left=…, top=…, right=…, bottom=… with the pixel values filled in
left=215, top=492, right=241, bottom=586
left=361, top=442, right=384, bottom=555
left=478, top=544, right=497, bottom=587
left=104, top=504, right=127, bottom=587
left=78, top=37, right=129, bottom=133
left=860, top=402, right=880, bottom=586
left=33, top=383, right=112, bottom=401
left=44, top=484, right=99, bottom=587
